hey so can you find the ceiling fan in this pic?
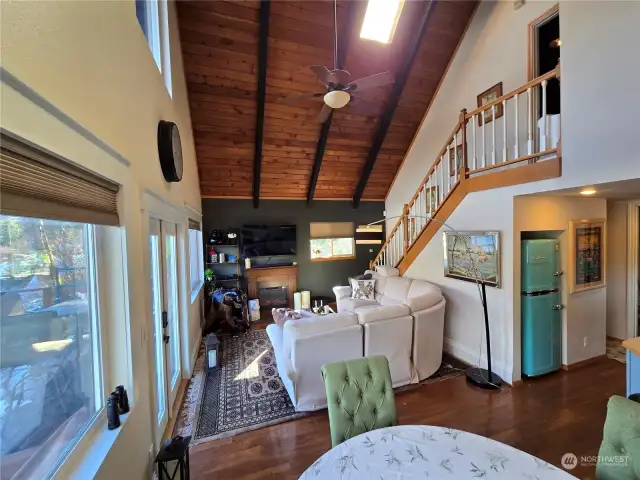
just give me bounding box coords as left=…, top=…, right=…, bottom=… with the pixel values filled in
left=277, top=0, right=395, bottom=123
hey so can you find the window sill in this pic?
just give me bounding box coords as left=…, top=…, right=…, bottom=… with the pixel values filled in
left=310, top=256, right=356, bottom=262
left=190, top=281, right=204, bottom=304
left=56, top=411, right=131, bottom=480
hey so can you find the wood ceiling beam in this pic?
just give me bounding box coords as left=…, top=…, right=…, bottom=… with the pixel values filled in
left=253, top=0, right=271, bottom=208
left=352, top=0, right=436, bottom=208
left=306, top=1, right=358, bottom=205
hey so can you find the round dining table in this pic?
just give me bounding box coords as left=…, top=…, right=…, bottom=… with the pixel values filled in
left=300, top=425, right=577, bottom=479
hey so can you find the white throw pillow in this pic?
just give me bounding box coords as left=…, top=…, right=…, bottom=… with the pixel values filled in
left=350, top=278, right=376, bottom=300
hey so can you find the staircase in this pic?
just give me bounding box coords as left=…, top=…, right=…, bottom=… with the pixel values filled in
left=371, top=66, right=562, bottom=274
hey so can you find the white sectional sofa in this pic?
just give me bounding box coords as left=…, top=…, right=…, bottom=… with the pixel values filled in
left=266, top=312, right=362, bottom=412
left=334, top=266, right=446, bottom=385
left=266, top=266, right=445, bottom=412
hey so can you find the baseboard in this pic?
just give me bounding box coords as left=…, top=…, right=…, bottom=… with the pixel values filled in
left=561, top=354, right=607, bottom=371
left=444, top=337, right=513, bottom=384
left=188, top=331, right=203, bottom=377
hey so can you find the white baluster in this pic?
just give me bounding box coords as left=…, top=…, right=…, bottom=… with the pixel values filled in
left=502, top=99, right=507, bottom=163
left=440, top=159, right=445, bottom=202
left=454, top=132, right=459, bottom=182
left=482, top=113, right=486, bottom=167
left=472, top=115, right=477, bottom=170
left=514, top=93, right=519, bottom=158
left=491, top=105, right=496, bottom=165
left=527, top=87, right=533, bottom=155
left=541, top=79, right=548, bottom=151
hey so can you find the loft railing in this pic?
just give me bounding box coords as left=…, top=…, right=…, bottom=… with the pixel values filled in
left=371, top=65, right=561, bottom=269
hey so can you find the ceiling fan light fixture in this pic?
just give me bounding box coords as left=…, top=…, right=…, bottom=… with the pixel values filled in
left=360, top=0, right=404, bottom=44
left=324, top=90, right=351, bottom=109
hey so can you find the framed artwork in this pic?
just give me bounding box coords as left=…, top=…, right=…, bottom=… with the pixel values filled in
left=407, top=187, right=439, bottom=239
left=448, top=145, right=463, bottom=174
left=477, top=82, right=504, bottom=126
left=569, top=218, right=606, bottom=293
left=427, top=186, right=439, bottom=213
left=443, top=231, right=501, bottom=287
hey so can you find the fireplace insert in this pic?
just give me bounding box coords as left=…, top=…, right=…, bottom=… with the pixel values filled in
left=259, top=286, right=288, bottom=308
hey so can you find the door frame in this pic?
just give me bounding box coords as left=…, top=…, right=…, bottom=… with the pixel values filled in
left=627, top=202, right=640, bottom=338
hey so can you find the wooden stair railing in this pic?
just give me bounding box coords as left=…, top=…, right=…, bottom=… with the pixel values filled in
left=371, top=66, right=562, bottom=273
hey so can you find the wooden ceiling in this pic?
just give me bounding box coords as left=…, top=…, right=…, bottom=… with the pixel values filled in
left=177, top=0, right=477, bottom=205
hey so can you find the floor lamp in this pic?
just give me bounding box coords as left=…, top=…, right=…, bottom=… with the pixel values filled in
left=367, top=215, right=503, bottom=389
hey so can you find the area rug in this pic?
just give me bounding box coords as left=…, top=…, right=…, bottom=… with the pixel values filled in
left=173, top=330, right=468, bottom=443
left=607, top=338, right=626, bottom=364
left=189, top=329, right=305, bottom=444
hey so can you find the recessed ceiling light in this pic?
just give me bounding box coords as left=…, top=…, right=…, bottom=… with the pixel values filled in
left=360, top=0, right=405, bottom=44
left=580, top=188, right=597, bottom=195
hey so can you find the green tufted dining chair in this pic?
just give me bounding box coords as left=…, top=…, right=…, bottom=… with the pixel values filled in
left=597, top=395, right=640, bottom=479
left=321, top=355, right=397, bottom=447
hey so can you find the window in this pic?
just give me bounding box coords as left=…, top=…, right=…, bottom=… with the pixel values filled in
left=310, top=222, right=355, bottom=261
left=360, top=0, right=405, bottom=44
left=0, top=215, right=103, bottom=479
left=136, top=0, right=172, bottom=95
left=189, top=223, right=203, bottom=301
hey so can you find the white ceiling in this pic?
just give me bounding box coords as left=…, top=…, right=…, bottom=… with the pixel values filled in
left=529, top=178, right=640, bottom=200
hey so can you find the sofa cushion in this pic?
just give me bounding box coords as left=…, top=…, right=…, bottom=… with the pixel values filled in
left=405, top=280, right=443, bottom=312
left=371, top=271, right=387, bottom=295
left=374, top=265, right=400, bottom=277
left=383, top=276, right=413, bottom=303
left=353, top=303, right=411, bottom=324
left=339, top=297, right=379, bottom=313
left=283, top=312, right=359, bottom=338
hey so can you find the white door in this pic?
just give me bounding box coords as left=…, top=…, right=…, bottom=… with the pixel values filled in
left=149, top=219, right=182, bottom=441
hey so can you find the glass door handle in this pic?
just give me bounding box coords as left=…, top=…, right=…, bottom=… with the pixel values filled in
left=552, top=305, right=565, bottom=310
left=552, top=271, right=564, bottom=276
left=163, top=335, right=170, bottom=344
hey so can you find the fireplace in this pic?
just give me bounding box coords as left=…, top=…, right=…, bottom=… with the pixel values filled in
left=259, top=286, right=289, bottom=308
left=247, top=265, right=298, bottom=310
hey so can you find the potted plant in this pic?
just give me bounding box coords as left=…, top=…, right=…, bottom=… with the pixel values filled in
left=204, top=268, right=216, bottom=293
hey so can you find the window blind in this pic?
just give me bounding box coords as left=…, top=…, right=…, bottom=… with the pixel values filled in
left=310, top=222, right=354, bottom=239
left=188, top=219, right=201, bottom=230
left=0, top=131, right=120, bottom=226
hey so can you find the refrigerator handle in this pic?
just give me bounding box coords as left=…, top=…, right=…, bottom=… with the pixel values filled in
left=552, top=304, right=565, bottom=311
left=552, top=271, right=564, bottom=276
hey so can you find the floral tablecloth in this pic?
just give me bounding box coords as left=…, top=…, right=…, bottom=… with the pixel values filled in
left=300, top=425, right=577, bottom=479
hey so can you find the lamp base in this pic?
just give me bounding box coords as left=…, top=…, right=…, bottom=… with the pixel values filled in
left=465, top=367, right=503, bottom=389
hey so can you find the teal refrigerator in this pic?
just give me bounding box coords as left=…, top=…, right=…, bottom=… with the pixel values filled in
left=521, top=239, right=563, bottom=377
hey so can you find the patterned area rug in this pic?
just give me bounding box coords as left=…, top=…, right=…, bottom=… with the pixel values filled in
left=173, top=329, right=468, bottom=444
left=607, top=338, right=626, bottom=364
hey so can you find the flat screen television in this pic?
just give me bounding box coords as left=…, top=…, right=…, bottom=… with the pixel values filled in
left=241, top=225, right=297, bottom=257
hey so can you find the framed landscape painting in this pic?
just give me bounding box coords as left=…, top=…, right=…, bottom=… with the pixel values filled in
left=477, top=82, right=504, bottom=126
left=569, top=218, right=606, bottom=293
left=443, top=231, right=501, bottom=287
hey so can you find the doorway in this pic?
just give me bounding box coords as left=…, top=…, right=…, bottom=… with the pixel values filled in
left=149, top=218, right=181, bottom=442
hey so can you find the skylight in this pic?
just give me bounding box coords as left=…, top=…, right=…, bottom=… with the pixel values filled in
left=360, top=0, right=405, bottom=44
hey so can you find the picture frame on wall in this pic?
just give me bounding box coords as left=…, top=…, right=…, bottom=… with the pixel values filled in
left=443, top=231, right=501, bottom=287
left=448, top=145, right=463, bottom=174
left=569, top=218, right=606, bottom=294
left=477, top=82, right=504, bottom=126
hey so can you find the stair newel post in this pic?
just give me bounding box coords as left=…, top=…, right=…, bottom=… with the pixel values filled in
left=402, top=203, right=409, bottom=258
left=459, top=109, right=469, bottom=182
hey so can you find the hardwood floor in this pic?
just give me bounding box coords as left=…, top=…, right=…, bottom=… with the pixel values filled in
left=189, top=357, right=625, bottom=479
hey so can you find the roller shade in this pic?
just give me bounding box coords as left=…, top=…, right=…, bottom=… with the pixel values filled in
left=0, top=131, right=119, bottom=225
left=310, top=222, right=354, bottom=239
left=188, top=219, right=201, bottom=230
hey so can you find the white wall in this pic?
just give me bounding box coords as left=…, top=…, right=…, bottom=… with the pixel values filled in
left=607, top=201, right=630, bottom=340
left=1, top=1, right=202, bottom=478
left=389, top=1, right=640, bottom=382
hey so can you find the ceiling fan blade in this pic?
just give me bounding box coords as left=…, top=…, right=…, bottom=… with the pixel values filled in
left=348, top=71, right=395, bottom=92
left=310, top=65, right=337, bottom=86
left=317, top=104, right=333, bottom=123
left=329, top=69, right=351, bottom=86
left=278, top=92, right=324, bottom=104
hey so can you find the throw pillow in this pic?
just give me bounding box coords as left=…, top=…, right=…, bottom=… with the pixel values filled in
left=350, top=278, right=376, bottom=300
